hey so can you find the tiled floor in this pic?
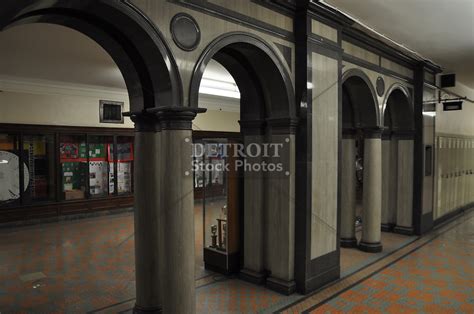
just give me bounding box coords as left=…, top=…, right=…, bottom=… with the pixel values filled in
left=0, top=209, right=471, bottom=313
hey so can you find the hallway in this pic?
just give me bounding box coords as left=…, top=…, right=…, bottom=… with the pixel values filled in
left=0, top=209, right=472, bottom=313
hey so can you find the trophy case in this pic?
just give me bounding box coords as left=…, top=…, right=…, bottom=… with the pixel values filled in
left=197, top=138, right=242, bottom=275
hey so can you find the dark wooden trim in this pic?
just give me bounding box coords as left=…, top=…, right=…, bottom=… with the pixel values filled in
left=168, top=0, right=294, bottom=41
left=0, top=195, right=134, bottom=225
left=0, top=123, right=135, bottom=136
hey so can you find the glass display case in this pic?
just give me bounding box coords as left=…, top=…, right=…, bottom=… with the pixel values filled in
left=200, top=139, right=242, bottom=274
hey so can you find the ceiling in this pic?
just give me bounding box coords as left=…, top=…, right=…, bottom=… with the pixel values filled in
left=323, top=0, right=474, bottom=88
left=0, top=23, right=238, bottom=96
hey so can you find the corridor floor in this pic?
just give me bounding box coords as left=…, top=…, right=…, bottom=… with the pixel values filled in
left=0, top=210, right=472, bottom=313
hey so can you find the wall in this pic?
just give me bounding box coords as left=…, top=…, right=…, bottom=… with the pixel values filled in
left=433, top=82, right=474, bottom=220
left=0, top=77, right=240, bottom=132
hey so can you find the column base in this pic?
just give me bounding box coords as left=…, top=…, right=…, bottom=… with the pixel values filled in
left=359, top=241, right=383, bottom=253
left=266, top=276, right=296, bottom=295
left=340, top=237, right=358, bottom=248
left=393, top=225, right=414, bottom=235
left=133, top=304, right=162, bottom=314
left=240, top=268, right=266, bottom=285
left=381, top=223, right=395, bottom=232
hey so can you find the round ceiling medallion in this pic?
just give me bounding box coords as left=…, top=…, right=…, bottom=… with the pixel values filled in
left=170, top=13, right=201, bottom=51
left=376, top=76, right=385, bottom=97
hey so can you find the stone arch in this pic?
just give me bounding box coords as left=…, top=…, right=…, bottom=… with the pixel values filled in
left=0, top=0, right=182, bottom=111
left=189, top=32, right=296, bottom=123
left=342, top=68, right=380, bottom=128
left=383, top=83, right=414, bottom=131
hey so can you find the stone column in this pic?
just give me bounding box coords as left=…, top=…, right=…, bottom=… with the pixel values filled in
left=394, top=131, right=415, bottom=235
left=132, top=114, right=162, bottom=314
left=240, top=121, right=266, bottom=284
left=265, top=118, right=297, bottom=295
left=381, top=130, right=395, bottom=231
left=157, top=108, right=203, bottom=314
left=359, top=128, right=383, bottom=253
left=340, top=129, right=357, bottom=247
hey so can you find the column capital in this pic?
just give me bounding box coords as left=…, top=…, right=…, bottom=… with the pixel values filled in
left=266, top=117, right=299, bottom=134
left=363, top=127, right=384, bottom=139
left=381, top=128, right=392, bottom=140
left=126, top=111, right=161, bottom=132
left=239, top=119, right=266, bottom=135
left=392, top=129, right=415, bottom=140
left=342, top=128, right=357, bottom=139
left=149, top=106, right=206, bottom=130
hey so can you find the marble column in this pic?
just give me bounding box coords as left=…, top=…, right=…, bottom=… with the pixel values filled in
left=265, top=118, right=297, bottom=295
left=340, top=129, right=357, bottom=247
left=240, top=121, right=266, bottom=284
left=393, top=131, right=415, bottom=235
left=359, top=128, right=383, bottom=253
left=381, top=130, right=397, bottom=231
left=157, top=108, right=203, bottom=314
left=132, top=114, right=162, bottom=314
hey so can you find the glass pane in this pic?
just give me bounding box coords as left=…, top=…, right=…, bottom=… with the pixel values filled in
left=0, top=134, right=24, bottom=206
left=88, top=135, right=113, bottom=197
left=203, top=140, right=228, bottom=252
left=115, top=136, right=134, bottom=195
left=22, top=134, right=56, bottom=203
left=60, top=134, right=87, bottom=200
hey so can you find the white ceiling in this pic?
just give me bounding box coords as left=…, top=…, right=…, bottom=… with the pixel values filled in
left=0, top=23, right=238, bottom=95
left=324, top=0, right=474, bottom=88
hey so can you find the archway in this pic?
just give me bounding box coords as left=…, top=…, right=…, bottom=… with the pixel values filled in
left=382, top=85, right=415, bottom=234
left=341, top=69, right=383, bottom=253
left=0, top=1, right=182, bottom=313
left=190, top=33, right=298, bottom=294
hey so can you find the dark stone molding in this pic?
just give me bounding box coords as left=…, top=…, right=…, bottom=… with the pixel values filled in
left=381, top=223, right=395, bottom=232
left=150, top=107, right=206, bottom=130
left=393, top=225, right=415, bottom=236
left=342, top=128, right=357, bottom=139
left=381, top=128, right=392, bottom=140
left=418, top=212, right=433, bottom=235
left=340, top=237, right=357, bottom=248
left=239, top=119, right=266, bottom=135
left=239, top=268, right=266, bottom=284
left=363, top=127, right=383, bottom=139
left=266, top=277, right=296, bottom=295
left=169, top=0, right=294, bottom=41
left=126, top=112, right=161, bottom=132
left=133, top=304, right=162, bottom=314
left=392, top=129, right=415, bottom=140
left=266, top=117, right=299, bottom=134
left=433, top=202, right=474, bottom=227
left=358, top=241, right=383, bottom=253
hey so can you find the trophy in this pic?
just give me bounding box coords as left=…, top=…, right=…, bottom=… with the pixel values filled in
left=210, top=224, right=217, bottom=248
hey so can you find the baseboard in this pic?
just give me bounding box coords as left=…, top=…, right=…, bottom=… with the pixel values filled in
left=296, top=264, right=340, bottom=295
left=0, top=207, right=134, bottom=229
left=266, top=276, right=296, bottom=295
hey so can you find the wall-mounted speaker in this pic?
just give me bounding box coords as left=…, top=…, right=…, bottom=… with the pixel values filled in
left=440, top=74, right=456, bottom=88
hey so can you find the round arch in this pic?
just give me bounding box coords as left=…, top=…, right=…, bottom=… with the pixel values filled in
left=189, top=32, right=296, bottom=122
left=0, top=0, right=182, bottom=111
left=382, top=83, right=414, bottom=131
left=342, top=68, right=380, bottom=128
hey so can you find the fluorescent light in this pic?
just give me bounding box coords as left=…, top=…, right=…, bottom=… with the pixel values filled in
left=199, top=86, right=241, bottom=99
left=0, top=160, right=8, bottom=164
left=423, top=112, right=436, bottom=117
left=199, top=78, right=240, bottom=99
